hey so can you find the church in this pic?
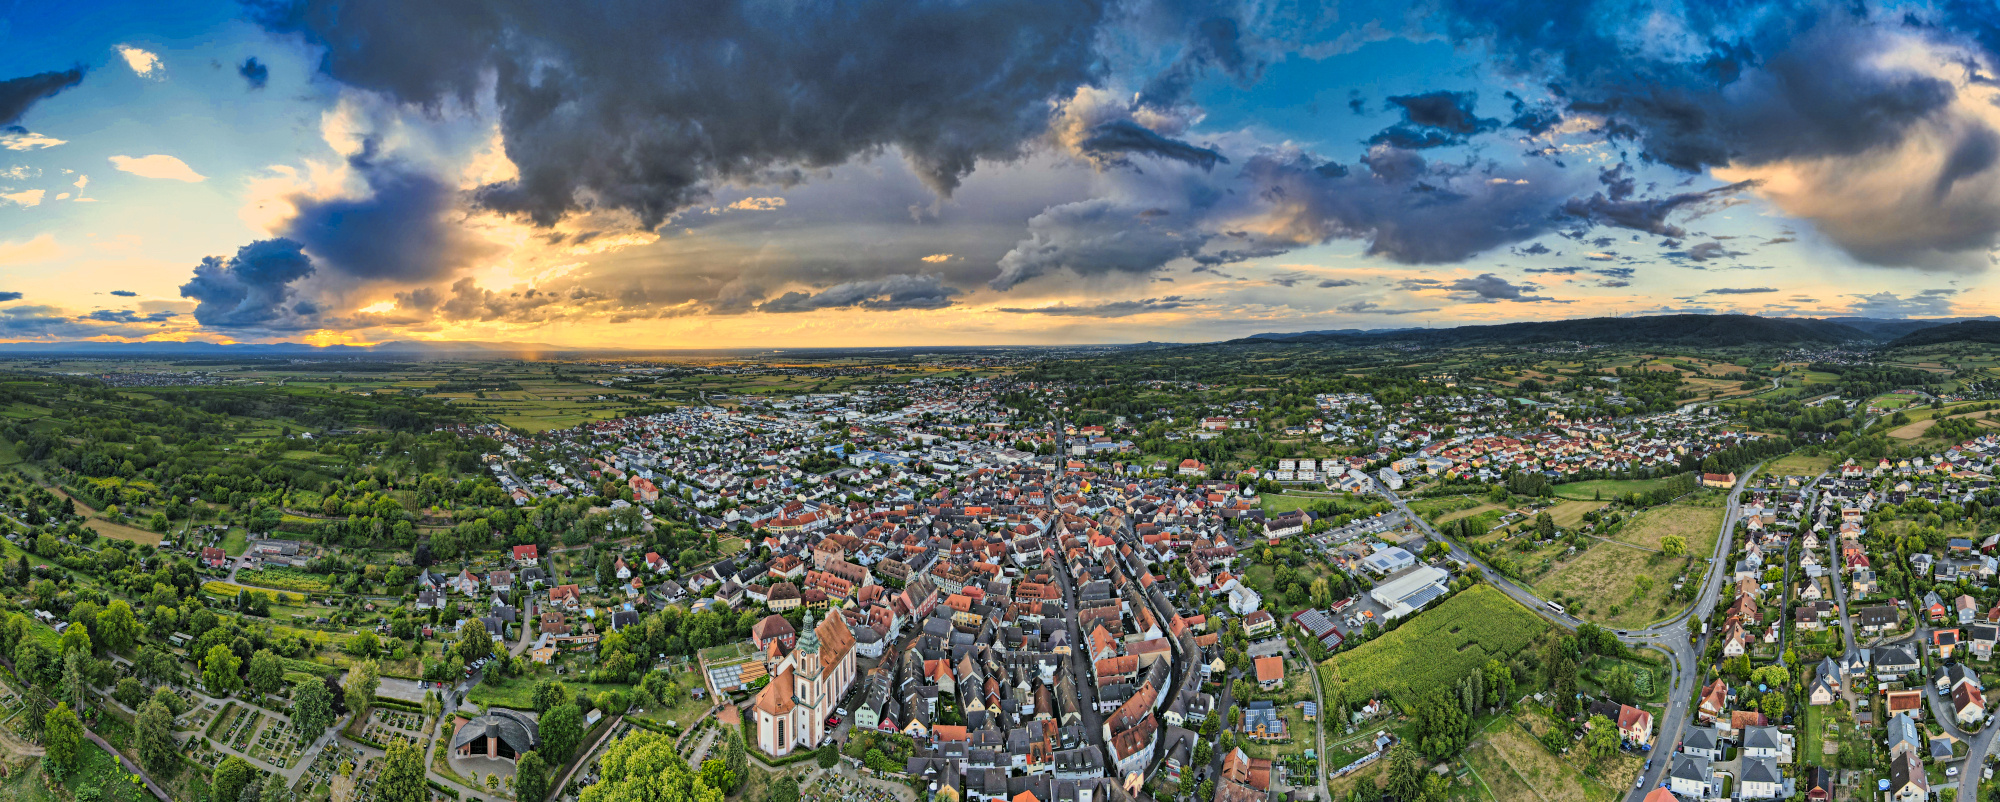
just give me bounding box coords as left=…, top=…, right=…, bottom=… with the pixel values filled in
left=753, top=611, right=858, bottom=756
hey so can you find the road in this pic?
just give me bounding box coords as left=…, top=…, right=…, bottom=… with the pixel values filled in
left=1380, top=463, right=1767, bottom=800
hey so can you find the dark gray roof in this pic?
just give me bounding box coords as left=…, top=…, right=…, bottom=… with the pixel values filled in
left=448, top=708, right=539, bottom=754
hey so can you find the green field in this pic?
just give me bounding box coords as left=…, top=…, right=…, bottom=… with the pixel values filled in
left=1552, top=476, right=1683, bottom=501
left=1318, top=584, right=1550, bottom=705
left=1765, top=453, right=1832, bottom=477
left=1536, top=500, right=1721, bottom=628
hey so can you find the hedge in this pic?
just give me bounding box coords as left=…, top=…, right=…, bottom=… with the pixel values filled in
left=205, top=702, right=237, bottom=738
left=371, top=696, right=424, bottom=713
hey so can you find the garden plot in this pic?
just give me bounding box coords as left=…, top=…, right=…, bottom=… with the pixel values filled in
left=249, top=716, right=312, bottom=769
left=361, top=707, right=426, bottom=747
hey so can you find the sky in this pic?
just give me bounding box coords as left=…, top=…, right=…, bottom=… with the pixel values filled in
left=4, top=0, right=2000, bottom=347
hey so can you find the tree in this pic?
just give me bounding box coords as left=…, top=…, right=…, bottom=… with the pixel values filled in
left=213, top=756, right=255, bottom=802
left=261, top=774, right=291, bottom=802
left=1604, top=664, right=1638, bottom=705
left=204, top=643, right=243, bottom=695
left=59, top=624, right=90, bottom=656
left=62, top=650, right=87, bottom=711
left=515, top=752, right=549, bottom=802
left=453, top=622, right=491, bottom=664
left=1385, top=744, right=1425, bottom=802
left=767, top=774, right=800, bottom=802
left=817, top=743, right=839, bottom=768
left=294, top=678, right=337, bottom=734
left=1583, top=715, right=1619, bottom=759
left=576, top=730, right=723, bottom=802
left=377, top=739, right=428, bottom=802
left=539, top=703, right=585, bottom=762
left=700, top=759, right=735, bottom=794
left=346, top=660, right=380, bottom=717
left=532, top=679, right=569, bottom=713
left=114, top=676, right=146, bottom=709
left=96, top=600, right=138, bottom=654
left=248, top=650, right=285, bottom=700
left=721, top=728, right=747, bottom=793
left=1660, top=535, right=1687, bottom=556
left=139, top=695, right=178, bottom=771
left=43, top=702, right=83, bottom=778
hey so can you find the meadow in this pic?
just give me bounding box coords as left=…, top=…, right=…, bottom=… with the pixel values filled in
left=1318, top=585, right=1549, bottom=705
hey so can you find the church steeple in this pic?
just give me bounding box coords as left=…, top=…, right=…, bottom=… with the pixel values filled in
left=797, top=611, right=821, bottom=655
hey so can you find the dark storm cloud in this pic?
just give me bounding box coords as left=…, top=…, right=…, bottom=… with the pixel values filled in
left=252, top=0, right=1110, bottom=229
left=992, top=198, right=1209, bottom=289
left=177, top=238, right=316, bottom=327
left=1935, top=123, right=1999, bottom=200
left=107, top=290, right=137, bottom=297
left=1683, top=241, right=1746, bottom=261
left=0, top=67, right=85, bottom=126
left=1338, top=300, right=1439, bottom=315
left=996, top=296, right=1195, bottom=317
left=1444, top=2, right=1954, bottom=171
left=1078, top=120, right=1228, bottom=170
left=1317, top=278, right=1359, bottom=288
left=1848, top=288, right=1958, bottom=318
left=1191, top=242, right=1291, bottom=267
left=1704, top=287, right=1779, bottom=295
left=1513, top=242, right=1552, bottom=256
left=0, top=292, right=21, bottom=302
left=1560, top=165, right=1756, bottom=238
left=1437, top=1, right=2000, bottom=268
left=1136, top=16, right=1257, bottom=111
left=1443, top=273, right=1554, bottom=302
left=1368, top=90, right=1499, bottom=149
left=758, top=274, right=960, bottom=313
left=1502, top=91, right=1561, bottom=136
left=278, top=144, right=491, bottom=283
left=238, top=57, right=269, bottom=90
left=1235, top=147, right=1575, bottom=265
left=81, top=309, right=179, bottom=323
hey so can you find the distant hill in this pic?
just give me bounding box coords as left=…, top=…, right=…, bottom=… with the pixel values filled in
left=1886, top=320, right=2000, bottom=348
left=1822, top=316, right=1998, bottom=339
left=1233, top=314, right=1872, bottom=348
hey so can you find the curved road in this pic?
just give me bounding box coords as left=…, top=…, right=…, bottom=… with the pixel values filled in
left=1381, top=463, right=1766, bottom=799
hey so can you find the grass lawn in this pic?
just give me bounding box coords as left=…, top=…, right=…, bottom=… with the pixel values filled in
left=1611, top=500, right=1724, bottom=554
left=85, top=516, right=164, bottom=545
left=1544, top=500, right=1605, bottom=529
left=1408, top=495, right=1485, bottom=522
left=1535, top=501, right=1721, bottom=628
left=1801, top=704, right=1824, bottom=765
left=1476, top=714, right=1625, bottom=802
left=1435, top=503, right=1504, bottom=526
left=0, top=737, right=149, bottom=802
left=1238, top=704, right=1312, bottom=761
left=1262, top=493, right=1324, bottom=515
left=220, top=527, right=250, bottom=556
left=1553, top=476, right=1682, bottom=501
left=1766, top=453, right=1833, bottom=477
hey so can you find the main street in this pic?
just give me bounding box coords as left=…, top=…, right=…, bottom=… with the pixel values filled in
left=1380, top=464, right=1765, bottom=800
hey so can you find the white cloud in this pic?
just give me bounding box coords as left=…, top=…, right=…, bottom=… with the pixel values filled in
left=109, top=155, right=205, bottom=182
left=0, top=131, right=66, bottom=151
left=0, top=234, right=62, bottom=262
left=2, top=190, right=47, bottom=207
left=71, top=175, right=94, bottom=202
left=117, top=45, right=163, bottom=78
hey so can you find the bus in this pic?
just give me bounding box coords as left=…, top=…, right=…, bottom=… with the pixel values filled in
left=1547, top=601, right=1566, bottom=615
